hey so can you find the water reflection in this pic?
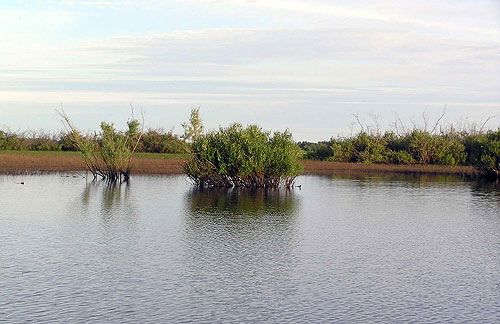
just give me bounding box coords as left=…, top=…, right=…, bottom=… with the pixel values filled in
left=186, top=187, right=298, bottom=216
left=78, top=180, right=138, bottom=231
left=327, top=173, right=470, bottom=187
left=181, top=188, right=301, bottom=316
left=470, top=179, right=500, bottom=215
left=471, top=178, right=500, bottom=195
left=2, top=174, right=500, bottom=323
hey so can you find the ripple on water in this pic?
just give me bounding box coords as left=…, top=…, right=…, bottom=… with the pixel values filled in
left=0, top=174, right=499, bottom=323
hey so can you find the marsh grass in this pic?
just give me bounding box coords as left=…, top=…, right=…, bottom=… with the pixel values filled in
left=301, top=160, right=477, bottom=177
left=0, top=151, right=476, bottom=177
left=0, top=151, right=184, bottom=175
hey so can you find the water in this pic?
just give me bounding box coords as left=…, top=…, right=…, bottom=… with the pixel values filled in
left=1, top=174, right=499, bottom=323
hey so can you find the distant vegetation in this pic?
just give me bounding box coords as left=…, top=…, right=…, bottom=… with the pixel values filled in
left=1, top=108, right=498, bottom=180
left=299, top=113, right=499, bottom=179
left=0, top=127, right=186, bottom=154
left=184, top=124, right=303, bottom=188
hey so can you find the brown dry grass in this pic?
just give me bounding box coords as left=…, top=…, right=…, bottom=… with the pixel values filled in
left=302, top=160, right=477, bottom=177
left=0, top=151, right=477, bottom=177
left=129, top=157, right=184, bottom=175
left=0, top=151, right=184, bottom=175
left=0, top=151, right=86, bottom=173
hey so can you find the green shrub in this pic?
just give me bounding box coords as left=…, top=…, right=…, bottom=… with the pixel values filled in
left=59, top=111, right=143, bottom=181
left=352, top=132, right=388, bottom=163
left=139, top=128, right=186, bottom=153
left=329, top=133, right=388, bottom=163
left=59, top=132, right=80, bottom=151
left=298, top=141, right=333, bottom=160
left=329, top=140, right=355, bottom=162
left=0, top=130, right=61, bottom=151
left=388, top=150, right=415, bottom=164
left=478, top=130, right=500, bottom=178
left=184, top=124, right=303, bottom=188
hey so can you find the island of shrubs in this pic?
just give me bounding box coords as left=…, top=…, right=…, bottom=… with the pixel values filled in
left=184, top=124, right=303, bottom=188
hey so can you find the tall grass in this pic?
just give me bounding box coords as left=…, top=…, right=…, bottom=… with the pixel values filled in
left=184, top=124, right=303, bottom=188
left=0, top=151, right=186, bottom=175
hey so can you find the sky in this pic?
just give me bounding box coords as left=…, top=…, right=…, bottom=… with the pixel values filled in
left=1, top=0, right=499, bottom=141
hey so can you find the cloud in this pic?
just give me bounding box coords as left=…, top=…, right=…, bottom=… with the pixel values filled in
left=79, top=26, right=498, bottom=61
left=40, top=0, right=136, bottom=9
left=72, top=27, right=499, bottom=88
left=39, top=0, right=500, bottom=37
left=3, top=26, right=499, bottom=106
left=0, top=9, right=76, bottom=33
left=188, top=0, right=500, bottom=37
left=2, top=0, right=499, bottom=139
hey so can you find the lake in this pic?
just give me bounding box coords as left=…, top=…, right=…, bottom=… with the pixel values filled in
left=1, top=174, right=499, bottom=323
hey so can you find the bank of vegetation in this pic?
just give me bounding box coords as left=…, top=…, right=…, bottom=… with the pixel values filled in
left=299, top=114, right=499, bottom=179
left=1, top=109, right=498, bottom=180
left=0, top=127, right=186, bottom=154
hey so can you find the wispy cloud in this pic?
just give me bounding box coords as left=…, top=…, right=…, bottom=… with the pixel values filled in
left=41, top=0, right=135, bottom=9
left=1, top=0, right=499, bottom=139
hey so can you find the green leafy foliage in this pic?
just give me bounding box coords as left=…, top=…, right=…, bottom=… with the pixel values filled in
left=328, top=132, right=388, bottom=163
left=301, top=128, right=499, bottom=178
left=474, top=130, right=500, bottom=178
left=0, top=128, right=186, bottom=154
left=298, top=141, right=333, bottom=160
left=0, top=130, right=61, bottom=151
left=58, top=110, right=144, bottom=181
left=184, top=124, right=303, bottom=188
left=138, top=129, right=185, bottom=153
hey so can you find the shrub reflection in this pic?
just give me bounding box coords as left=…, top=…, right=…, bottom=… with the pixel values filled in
left=186, top=187, right=298, bottom=217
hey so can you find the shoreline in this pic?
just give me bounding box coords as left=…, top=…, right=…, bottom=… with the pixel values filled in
left=0, top=151, right=478, bottom=177
left=301, top=160, right=477, bottom=177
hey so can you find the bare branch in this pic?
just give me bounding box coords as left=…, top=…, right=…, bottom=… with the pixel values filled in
left=353, top=113, right=365, bottom=133
left=422, top=111, right=429, bottom=132
left=369, top=113, right=381, bottom=137
left=431, top=105, right=447, bottom=134
left=479, top=115, right=496, bottom=134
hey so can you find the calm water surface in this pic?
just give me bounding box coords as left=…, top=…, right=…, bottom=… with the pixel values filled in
left=1, top=174, right=499, bottom=323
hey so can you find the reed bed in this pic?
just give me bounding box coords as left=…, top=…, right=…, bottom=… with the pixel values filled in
left=0, top=151, right=85, bottom=173
left=0, top=151, right=477, bottom=177
left=0, top=151, right=183, bottom=175
left=302, top=160, right=477, bottom=177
